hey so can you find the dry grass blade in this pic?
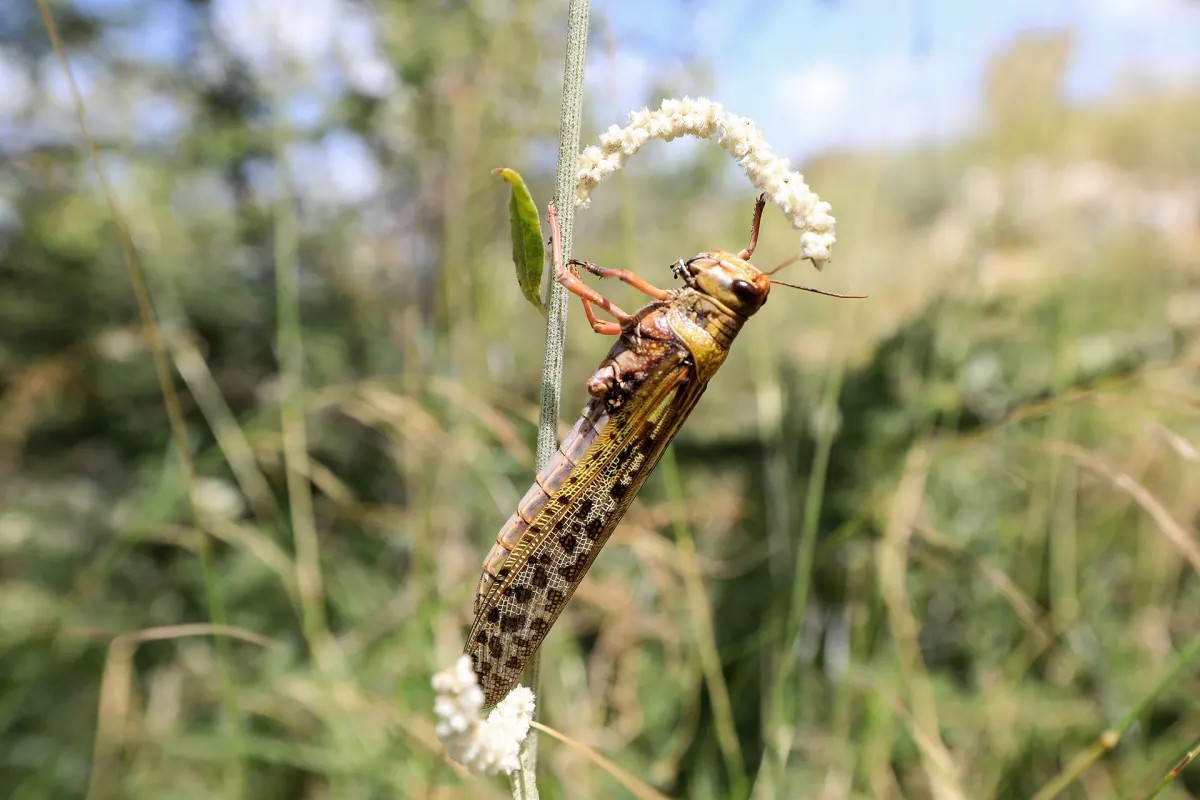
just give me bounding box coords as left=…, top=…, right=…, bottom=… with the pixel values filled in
left=169, top=335, right=279, bottom=523
left=87, top=625, right=275, bottom=800
left=206, top=518, right=298, bottom=598
left=432, top=377, right=534, bottom=462
left=1043, top=440, right=1200, bottom=574
left=340, top=385, right=444, bottom=446
left=0, top=353, right=76, bottom=478
left=914, top=522, right=1057, bottom=653
left=878, top=446, right=965, bottom=800
left=662, top=452, right=745, bottom=781
left=529, top=722, right=670, bottom=800
left=1151, top=422, right=1199, bottom=463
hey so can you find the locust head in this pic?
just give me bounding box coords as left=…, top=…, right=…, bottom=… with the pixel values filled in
left=673, top=195, right=863, bottom=316
left=674, top=252, right=771, bottom=318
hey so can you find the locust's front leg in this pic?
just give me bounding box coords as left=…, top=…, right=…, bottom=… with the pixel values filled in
left=567, top=259, right=670, bottom=302
left=547, top=202, right=631, bottom=336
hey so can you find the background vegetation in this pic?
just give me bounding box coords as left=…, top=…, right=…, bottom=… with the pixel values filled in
left=1, top=2, right=1197, bottom=798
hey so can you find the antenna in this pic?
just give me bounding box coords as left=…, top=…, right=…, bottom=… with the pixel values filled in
left=769, top=279, right=867, bottom=299
left=765, top=256, right=799, bottom=275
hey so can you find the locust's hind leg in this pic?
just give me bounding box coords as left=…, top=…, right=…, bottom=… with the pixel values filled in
left=547, top=202, right=631, bottom=336
left=566, top=259, right=670, bottom=301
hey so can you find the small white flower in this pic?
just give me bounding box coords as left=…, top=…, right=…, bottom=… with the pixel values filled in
left=695, top=97, right=723, bottom=126
left=432, top=656, right=536, bottom=775
left=756, top=155, right=793, bottom=186
left=620, top=127, right=650, bottom=155
left=808, top=206, right=836, bottom=233
left=597, top=124, right=624, bottom=150
left=800, top=230, right=833, bottom=263
left=629, top=106, right=654, bottom=130
left=193, top=477, right=244, bottom=519
left=577, top=145, right=605, bottom=171
left=573, top=97, right=836, bottom=265
left=600, top=151, right=625, bottom=174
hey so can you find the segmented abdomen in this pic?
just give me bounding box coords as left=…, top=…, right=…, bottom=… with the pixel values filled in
left=474, top=401, right=610, bottom=613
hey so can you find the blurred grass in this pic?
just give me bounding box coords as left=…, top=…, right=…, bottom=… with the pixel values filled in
left=2, top=3, right=1199, bottom=799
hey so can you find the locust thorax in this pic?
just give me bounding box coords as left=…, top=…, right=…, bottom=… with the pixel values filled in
left=674, top=251, right=771, bottom=318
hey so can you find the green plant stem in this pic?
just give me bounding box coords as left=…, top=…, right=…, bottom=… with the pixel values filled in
left=660, top=450, right=746, bottom=791
left=272, top=82, right=330, bottom=667
left=1032, top=631, right=1200, bottom=800
left=1142, top=736, right=1200, bottom=800
left=754, top=362, right=844, bottom=798
left=511, top=2, right=590, bottom=798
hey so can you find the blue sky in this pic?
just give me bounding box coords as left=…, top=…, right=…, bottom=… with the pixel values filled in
left=5, top=0, right=1195, bottom=209
left=587, top=0, right=1200, bottom=157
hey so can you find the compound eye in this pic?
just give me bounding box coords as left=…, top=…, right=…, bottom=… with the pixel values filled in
left=731, top=278, right=759, bottom=305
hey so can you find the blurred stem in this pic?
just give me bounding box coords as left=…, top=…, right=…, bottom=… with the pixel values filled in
left=511, top=1, right=590, bottom=797
left=788, top=366, right=843, bottom=653
left=1046, top=409, right=1080, bottom=628
left=754, top=360, right=844, bottom=797
left=35, top=2, right=245, bottom=796
left=272, top=82, right=332, bottom=668
left=1142, top=736, right=1200, bottom=800
left=661, top=450, right=747, bottom=793
left=1031, top=631, right=1200, bottom=800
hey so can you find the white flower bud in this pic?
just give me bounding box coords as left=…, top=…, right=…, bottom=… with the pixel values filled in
left=572, top=97, right=836, bottom=264
left=432, top=656, right=536, bottom=775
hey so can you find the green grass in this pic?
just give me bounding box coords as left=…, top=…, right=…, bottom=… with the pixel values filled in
left=3, top=5, right=1199, bottom=798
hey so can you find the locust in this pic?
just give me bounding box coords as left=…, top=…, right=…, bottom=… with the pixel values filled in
left=466, top=195, right=855, bottom=705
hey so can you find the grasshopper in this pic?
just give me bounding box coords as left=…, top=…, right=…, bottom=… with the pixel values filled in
left=467, top=196, right=856, bottom=705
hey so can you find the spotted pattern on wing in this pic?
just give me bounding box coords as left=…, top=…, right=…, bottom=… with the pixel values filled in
left=466, top=351, right=708, bottom=706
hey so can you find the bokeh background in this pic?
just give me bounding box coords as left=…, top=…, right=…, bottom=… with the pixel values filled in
left=2, top=1, right=1199, bottom=798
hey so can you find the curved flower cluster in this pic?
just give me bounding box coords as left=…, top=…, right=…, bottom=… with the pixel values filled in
left=433, top=656, right=536, bottom=775
left=574, top=97, right=837, bottom=264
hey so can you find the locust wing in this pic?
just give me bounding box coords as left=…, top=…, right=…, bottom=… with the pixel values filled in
left=467, top=352, right=708, bottom=705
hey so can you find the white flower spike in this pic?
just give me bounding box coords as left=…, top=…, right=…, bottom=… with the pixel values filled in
left=574, top=96, right=836, bottom=265
left=433, top=656, right=536, bottom=775
left=437, top=100, right=835, bottom=775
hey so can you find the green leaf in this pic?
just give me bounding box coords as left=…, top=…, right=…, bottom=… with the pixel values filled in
left=493, top=167, right=546, bottom=315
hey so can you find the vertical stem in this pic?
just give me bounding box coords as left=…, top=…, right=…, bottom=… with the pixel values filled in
left=752, top=361, right=844, bottom=798
left=511, top=2, right=590, bottom=798
left=660, top=450, right=746, bottom=790
left=534, top=0, right=589, bottom=471
left=272, top=83, right=330, bottom=666
left=788, top=366, right=843, bottom=647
